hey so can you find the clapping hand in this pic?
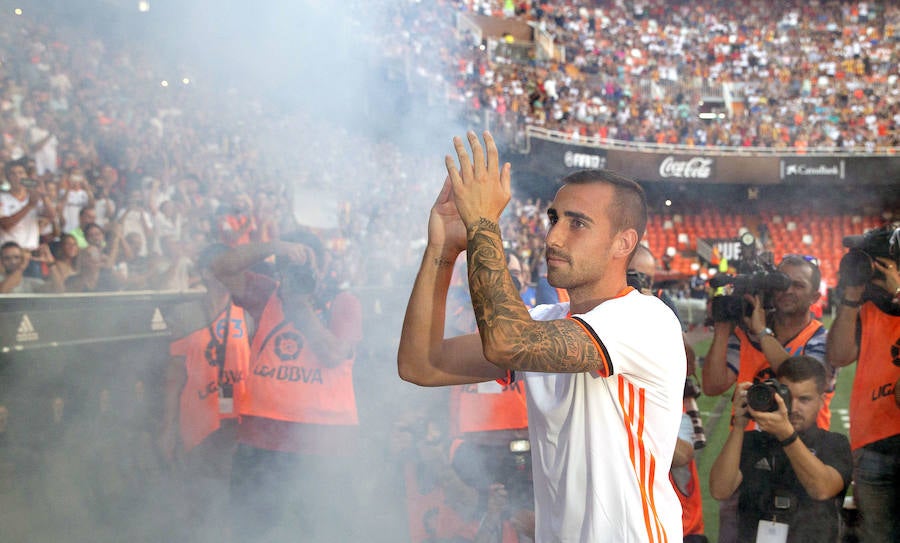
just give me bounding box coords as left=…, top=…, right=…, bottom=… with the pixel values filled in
left=444, top=130, right=511, bottom=228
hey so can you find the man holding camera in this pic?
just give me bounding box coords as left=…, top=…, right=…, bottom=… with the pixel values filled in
left=709, top=355, right=853, bottom=543
left=703, top=254, right=833, bottom=542
left=211, top=231, right=363, bottom=543
left=702, top=254, right=834, bottom=427
left=826, top=224, right=900, bottom=543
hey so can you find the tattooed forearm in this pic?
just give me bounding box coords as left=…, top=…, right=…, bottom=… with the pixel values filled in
left=467, top=217, right=502, bottom=239
left=465, top=218, right=602, bottom=374
left=506, top=319, right=603, bottom=373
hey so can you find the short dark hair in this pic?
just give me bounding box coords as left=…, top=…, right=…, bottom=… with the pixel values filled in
left=1, top=241, right=22, bottom=253
left=559, top=169, right=648, bottom=241
left=779, top=255, right=821, bottom=292
left=776, top=355, right=826, bottom=394
left=83, top=223, right=104, bottom=237
left=4, top=159, right=25, bottom=179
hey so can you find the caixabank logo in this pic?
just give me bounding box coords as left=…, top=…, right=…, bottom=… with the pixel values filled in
left=780, top=159, right=845, bottom=180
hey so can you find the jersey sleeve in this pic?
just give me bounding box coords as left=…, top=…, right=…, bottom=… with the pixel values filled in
left=573, top=291, right=686, bottom=395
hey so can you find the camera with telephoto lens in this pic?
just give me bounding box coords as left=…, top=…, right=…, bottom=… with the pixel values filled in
left=707, top=233, right=791, bottom=325
left=277, top=259, right=317, bottom=295
left=683, top=377, right=707, bottom=450
left=839, top=224, right=900, bottom=288
left=747, top=378, right=792, bottom=413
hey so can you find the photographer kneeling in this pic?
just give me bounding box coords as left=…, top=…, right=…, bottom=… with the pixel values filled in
left=709, top=356, right=852, bottom=543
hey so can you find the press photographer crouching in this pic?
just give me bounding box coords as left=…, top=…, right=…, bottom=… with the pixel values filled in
left=709, top=355, right=853, bottom=543
left=826, top=224, right=900, bottom=543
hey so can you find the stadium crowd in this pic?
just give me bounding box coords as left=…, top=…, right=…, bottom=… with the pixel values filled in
left=1, top=2, right=898, bottom=543
left=379, top=0, right=899, bottom=149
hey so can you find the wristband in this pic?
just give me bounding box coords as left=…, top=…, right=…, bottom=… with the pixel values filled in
left=840, top=298, right=863, bottom=308
left=779, top=431, right=799, bottom=447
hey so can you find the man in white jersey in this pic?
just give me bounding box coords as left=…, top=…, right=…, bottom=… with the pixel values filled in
left=398, top=131, right=685, bottom=542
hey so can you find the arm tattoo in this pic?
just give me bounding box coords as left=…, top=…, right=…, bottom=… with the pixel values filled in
left=467, top=217, right=501, bottom=240
left=466, top=217, right=602, bottom=373
left=431, top=255, right=455, bottom=268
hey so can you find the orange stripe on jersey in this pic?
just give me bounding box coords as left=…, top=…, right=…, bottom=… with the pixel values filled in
left=569, top=316, right=613, bottom=376
left=617, top=375, right=668, bottom=543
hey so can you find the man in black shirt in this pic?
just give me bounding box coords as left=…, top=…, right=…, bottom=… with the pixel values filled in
left=709, top=355, right=852, bottom=543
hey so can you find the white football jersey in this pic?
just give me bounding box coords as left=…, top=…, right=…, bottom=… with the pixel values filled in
left=525, top=288, right=685, bottom=542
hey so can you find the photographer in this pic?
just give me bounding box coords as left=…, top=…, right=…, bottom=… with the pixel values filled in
left=826, top=224, right=900, bottom=543
left=709, top=356, right=852, bottom=543
left=211, top=230, right=363, bottom=543
left=702, top=253, right=834, bottom=542
left=702, top=254, right=834, bottom=427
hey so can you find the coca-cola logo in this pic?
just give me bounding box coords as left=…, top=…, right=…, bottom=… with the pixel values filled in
left=659, top=156, right=713, bottom=179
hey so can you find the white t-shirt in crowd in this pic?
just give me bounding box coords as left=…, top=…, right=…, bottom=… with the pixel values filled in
left=0, top=192, right=42, bottom=250
left=60, top=188, right=90, bottom=233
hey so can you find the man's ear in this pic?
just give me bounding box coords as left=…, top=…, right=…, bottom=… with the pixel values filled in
left=810, top=289, right=821, bottom=304
left=616, top=229, right=639, bottom=259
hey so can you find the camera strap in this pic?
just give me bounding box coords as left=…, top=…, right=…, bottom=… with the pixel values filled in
left=207, top=303, right=234, bottom=413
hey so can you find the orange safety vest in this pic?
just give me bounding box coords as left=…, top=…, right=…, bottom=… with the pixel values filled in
left=734, top=321, right=832, bottom=429
left=849, top=303, right=900, bottom=450
left=239, top=290, right=358, bottom=426
left=449, top=380, right=528, bottom=436
left=221, top=214, right=253, bottom=247
left=169, top=304, right=250, bottom=452
left=670, top=459, right=704, bottom=538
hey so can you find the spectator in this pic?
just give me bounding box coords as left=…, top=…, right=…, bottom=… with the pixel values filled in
left=0, top=241, right=61, bottom=293
left=1, top=160, right=56, bottom=254
left=64, top=245, right=121, bottom=293
left=58, top=169, right=94, bottom=234
left=49, top=233, right=80, bottom=284
left=69, top=206, right=97, bottom=249
left=117, top=191, right=154, bottom=258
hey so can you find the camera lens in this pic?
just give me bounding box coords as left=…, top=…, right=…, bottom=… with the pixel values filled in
left=746, top=382, right=778, bottom=412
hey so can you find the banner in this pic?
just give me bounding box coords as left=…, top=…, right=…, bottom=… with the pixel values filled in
left=512, top=134, right=900, bottom=188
